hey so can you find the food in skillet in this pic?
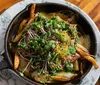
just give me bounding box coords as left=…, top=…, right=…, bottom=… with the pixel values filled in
left=12, top=4, right=99, bottom=83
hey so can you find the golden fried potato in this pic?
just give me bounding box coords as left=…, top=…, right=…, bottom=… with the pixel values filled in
left=76, top=44, right=99, bottom=69
left=14, top=53, right=20, bottom=69
left=51, top=72, right=77, bottom=81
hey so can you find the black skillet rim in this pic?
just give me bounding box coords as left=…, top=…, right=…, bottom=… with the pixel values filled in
left=4, top=2, right=99, bottom=85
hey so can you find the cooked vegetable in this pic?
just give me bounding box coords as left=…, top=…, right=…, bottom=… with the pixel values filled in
left=73, top=60, right=79, bottom=71
left=64, top=62, right=74, bottom=72
left=32, top=71, right=53, bottom=83
left=76, top=44, right=99, bottom=69
left=14, top=53, right=20, bottom=69
left=18, top=19, right=28, bottom=33
left=13, top=4, right=36, bottom=42
left=68, top=45, right=76, bottom=54
left=80, top=63, right=83, bottom=74
left=11, top=5, right=98, bottom=84
left=77, top=43, right=89, bottom=53
left=51, top=72, right=77, bottom=81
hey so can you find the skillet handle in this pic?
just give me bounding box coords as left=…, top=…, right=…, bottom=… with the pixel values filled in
left=0, top=50, right=10, bottom=70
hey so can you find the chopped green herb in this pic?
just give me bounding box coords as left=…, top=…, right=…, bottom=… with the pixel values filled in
left=68, top=46, right=76, bottom=54
left=64, top=62, right=74, bottom=72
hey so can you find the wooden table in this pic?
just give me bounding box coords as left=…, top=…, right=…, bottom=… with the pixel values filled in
left=0, top=0, right=100, bottom=85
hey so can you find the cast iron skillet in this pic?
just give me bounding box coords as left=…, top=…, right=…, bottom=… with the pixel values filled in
left=0, top=2, right=99, bottom=85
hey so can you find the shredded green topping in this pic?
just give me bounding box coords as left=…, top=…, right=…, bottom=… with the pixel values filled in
left=17, top=12, right=79, bottom=83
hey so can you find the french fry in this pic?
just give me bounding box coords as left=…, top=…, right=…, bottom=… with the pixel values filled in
left=13, top=4, right=36, bottom=42
left=51, top=72, right=77, bottom=81
left=18, top=19, right=28, bottom=33
left=14, top=53, right=20, bottom=69
left=30, top=4, right=36, bottom=18
left=73, top=60, right=79, bottom=71
left=80, top=63, right=83, bottom=74
left=51, top=76, right=71, bottom=81
left=76, top=45, right=99, bottom=69
left=77, top=43, right=89, bottom=53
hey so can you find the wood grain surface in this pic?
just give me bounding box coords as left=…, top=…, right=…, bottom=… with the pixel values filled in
left=0, top=0, right=100, bottom=85
left=0, top=0, right=21, bottom=13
